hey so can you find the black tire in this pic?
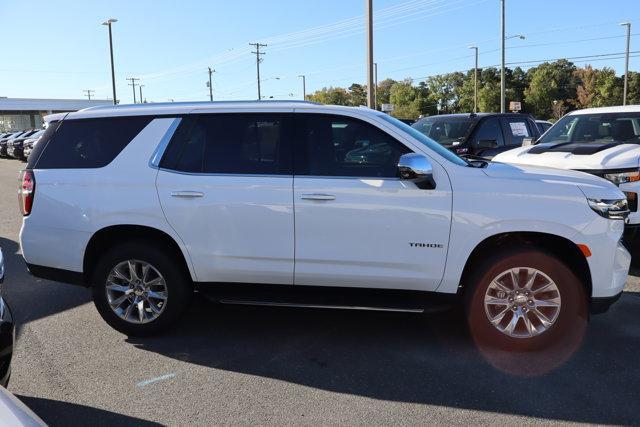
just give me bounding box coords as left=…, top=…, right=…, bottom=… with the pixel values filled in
left=92, top=241, right=192, bottom=336
left=465, top=247, right=587, bottom=351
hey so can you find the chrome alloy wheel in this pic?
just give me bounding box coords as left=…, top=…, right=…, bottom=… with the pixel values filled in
left=484, top=267, right=561, bottom=339
left=105, top=260, right=168, bottom=324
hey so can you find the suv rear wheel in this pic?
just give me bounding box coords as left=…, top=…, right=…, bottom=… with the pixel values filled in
left=465, top=248, right=587, bottom=351
left=91, top=241, right=192, bottom=336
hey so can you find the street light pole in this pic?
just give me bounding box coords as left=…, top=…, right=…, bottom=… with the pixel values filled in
left=139, top=85, right=145, bottom=104
left=469, top=46, right=478, bottom=113
left=298, top=75, right=306, bottom=100
left=500, top=0, right=505, bottom=113
left=366, top=0, right=375, bottom=109
left=621, top=22, right=631, bottom=105
left=102, top=18, right=118, bottom=105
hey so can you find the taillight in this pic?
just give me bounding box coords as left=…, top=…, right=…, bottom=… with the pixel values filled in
left=18, top=169, right=35, bottom=216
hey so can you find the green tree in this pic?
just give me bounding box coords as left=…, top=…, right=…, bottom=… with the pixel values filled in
left=626, top=71, right=640, bottom=105
left=524, top=60, right=577, bottom=119
left=375, top=78, right=397, bottom=109
left=347, top=83, right=367, bottom=106
left=388, top=79, right=426, bottom=119
left=307, top=87, right=350, bottom=105
left=424, top=72, right=464, bottom=113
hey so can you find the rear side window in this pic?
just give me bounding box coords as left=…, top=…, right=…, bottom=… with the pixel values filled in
left=34, top=117, right=152, bottom=169
left=26, top=122, right=60, bottom=169
left=160, top=114, right=292, bottom=175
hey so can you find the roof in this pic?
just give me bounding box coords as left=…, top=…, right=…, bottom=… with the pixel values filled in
left=0, top=97, right=112, bottom=112
left=568, top=105, right=640, bottom=115
left=63, top=100, right=373, bottom=120
left=418, top=113, right=526, bottom=120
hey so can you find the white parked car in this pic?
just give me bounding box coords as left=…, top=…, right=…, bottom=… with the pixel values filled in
left=495, top=106, right=640, bottom=229
left=19, top=101, right=630, bottom=350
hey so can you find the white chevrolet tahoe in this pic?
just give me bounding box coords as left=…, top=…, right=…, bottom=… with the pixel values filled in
left=494, top=106, right=640, bottom=231
left=19, top=101, right=630, bottom=350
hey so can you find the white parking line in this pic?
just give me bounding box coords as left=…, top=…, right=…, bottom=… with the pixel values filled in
left=136, top=373, right=176, bottom=388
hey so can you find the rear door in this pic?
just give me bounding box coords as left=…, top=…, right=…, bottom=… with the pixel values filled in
left=500, top=116, right=537, bottom=147
left=155, top=111, right=295, bottom=284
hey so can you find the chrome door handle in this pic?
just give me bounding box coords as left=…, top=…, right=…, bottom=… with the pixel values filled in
left=300, top=193, right=336, bottom=201
left=171, top=191, right=204, bottom=198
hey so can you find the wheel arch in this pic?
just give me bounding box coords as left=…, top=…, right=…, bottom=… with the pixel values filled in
left=458, top=231, right=592, bottom=299
left=83, top=224, right=194, bottom=287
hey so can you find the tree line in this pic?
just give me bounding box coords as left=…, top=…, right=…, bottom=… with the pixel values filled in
left=306, top=60, right=640, bottom=120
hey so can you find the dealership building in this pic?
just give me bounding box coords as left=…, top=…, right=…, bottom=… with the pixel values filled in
left=0, top=97, right=112, bottom=132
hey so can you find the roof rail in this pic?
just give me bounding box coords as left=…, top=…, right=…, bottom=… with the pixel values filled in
left=80, top=99, right=321, bottom=112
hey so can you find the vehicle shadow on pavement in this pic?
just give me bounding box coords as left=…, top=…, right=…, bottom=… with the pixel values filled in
left=17, top=395, right=161, bottom=427
left=0, top=236, right=91, bottom=336
left=127, top=292, right=640, bottom=425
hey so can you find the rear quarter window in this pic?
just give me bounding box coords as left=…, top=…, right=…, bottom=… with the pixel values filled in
left=33, top=117, right=152, bottom=169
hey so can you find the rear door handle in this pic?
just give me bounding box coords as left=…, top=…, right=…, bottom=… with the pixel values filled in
left=171, top=191, right=204, bottom=198
left=300, top=193, right=336, bottom=201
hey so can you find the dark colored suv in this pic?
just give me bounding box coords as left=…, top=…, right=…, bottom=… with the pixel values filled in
left=411, top=113, right=541, bottom=159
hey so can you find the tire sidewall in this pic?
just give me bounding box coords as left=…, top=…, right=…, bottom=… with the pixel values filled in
left=91, top=241, right=191, bottom=336
left=466, top=248, right=587, bottom=351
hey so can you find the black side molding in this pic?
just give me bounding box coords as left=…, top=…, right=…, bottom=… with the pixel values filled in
left=590, top=292, right=622, bottom=315
left=26, top=263, right=87, bottom=287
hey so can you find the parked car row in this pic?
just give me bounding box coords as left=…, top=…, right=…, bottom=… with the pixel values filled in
left=0, top=130, right=45, bottom=162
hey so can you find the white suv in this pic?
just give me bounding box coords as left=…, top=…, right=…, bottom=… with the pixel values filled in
left=19, top=101, right=630, bottom=350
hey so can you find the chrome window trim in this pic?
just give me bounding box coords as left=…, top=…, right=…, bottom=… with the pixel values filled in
left=156, top=167, right=400, bottom=181
left=149, top=117, right=183, bottom=169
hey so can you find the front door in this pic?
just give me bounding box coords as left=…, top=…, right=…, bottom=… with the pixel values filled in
left=292, top=113, right=452, bottom=291
left=156, top=112, right=295, bottom=284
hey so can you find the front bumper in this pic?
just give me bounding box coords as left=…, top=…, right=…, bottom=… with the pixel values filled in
left=619, top=181, right=640, bottom=225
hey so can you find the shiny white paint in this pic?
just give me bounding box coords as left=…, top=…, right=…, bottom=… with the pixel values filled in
left=20, top=102, right=630, bottom=302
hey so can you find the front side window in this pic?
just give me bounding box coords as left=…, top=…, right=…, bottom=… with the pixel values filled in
left=412, top=116, right=474, bottom=147
left=539, top=113, right=640, bottom=145
left=295, top=114, right=410, bottom=178
left=160, top=114, right=291, bottom=175
left=35, top=117, right=152, bottom=169
left=472, top=118, right=505, bottom=146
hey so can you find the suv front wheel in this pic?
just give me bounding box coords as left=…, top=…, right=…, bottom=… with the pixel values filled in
left=92, top=241, right=192, bottom=336
left=465, top=248, right=587, bottom=351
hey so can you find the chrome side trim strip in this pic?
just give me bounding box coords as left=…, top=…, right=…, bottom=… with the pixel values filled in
left=218, top=299, right=424, bottom=313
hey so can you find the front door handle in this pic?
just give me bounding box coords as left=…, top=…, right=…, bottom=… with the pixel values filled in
left=300, top=193, right=336, bottom=201
left=171, top=191, right=204, bottom=198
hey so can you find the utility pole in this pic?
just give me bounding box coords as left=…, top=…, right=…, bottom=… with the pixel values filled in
left=366, top=0, right=375, bottom=109
left=298, top=75, right=306, bottom=100
left=469, top=46, right=478, bottom=113
left=250, top=43, right=267, bottom=100
left=621, top=22, right=631, bottom=105
left=138, top=85, right=145, bottom=104
left=83, top=89, right=95, bottom=100
left=126, top=77, right=139, bottom=103
left=374, top=62, right=378, bottom=109
left=101, top=18, right=118, bottom=105
left=207, top=67, right=215, bottom=101
left=500, top=0, right=505, bottom=113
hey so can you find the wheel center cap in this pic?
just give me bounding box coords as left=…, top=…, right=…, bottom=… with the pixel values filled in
left=133, top=285, right=145, bottom=296
left=514, top=294, right=527, bottom=305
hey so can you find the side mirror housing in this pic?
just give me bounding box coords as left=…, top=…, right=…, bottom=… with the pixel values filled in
left=398, top=153, right=435, bottom=189
left=476, top=139, right=498, bottom=149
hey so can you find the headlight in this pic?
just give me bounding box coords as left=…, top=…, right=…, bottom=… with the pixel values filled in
left=604, top=170, right=640, bottom=185
left=587, top=198, right=630, bottom=220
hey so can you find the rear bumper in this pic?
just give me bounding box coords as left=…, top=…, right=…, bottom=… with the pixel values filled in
left=26, top=263, right=86, bottom=287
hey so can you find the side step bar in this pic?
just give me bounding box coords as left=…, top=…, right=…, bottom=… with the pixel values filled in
left=219, top=299, right=425, bottom=313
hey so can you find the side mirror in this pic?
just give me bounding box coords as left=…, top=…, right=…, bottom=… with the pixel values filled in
left=476, top=139, right=498, bottom=149
left=398, top=153, right=435, bottom=189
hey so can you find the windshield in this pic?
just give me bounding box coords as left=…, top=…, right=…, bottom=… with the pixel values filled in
left=377, top=113, right=469, bottom=167
left=411, top=116, right=474, bottom=146
left=539, top=112, right=640, bottom=145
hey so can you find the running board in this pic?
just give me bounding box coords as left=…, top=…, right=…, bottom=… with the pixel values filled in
left=218, top=299, right=425, bottom=313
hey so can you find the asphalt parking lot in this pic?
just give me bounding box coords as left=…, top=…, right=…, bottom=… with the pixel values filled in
left=0, top=158, right=639, bottom=426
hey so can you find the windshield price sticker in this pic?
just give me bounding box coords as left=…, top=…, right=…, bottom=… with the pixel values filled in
left=509, top=122, right=529, bottom=137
